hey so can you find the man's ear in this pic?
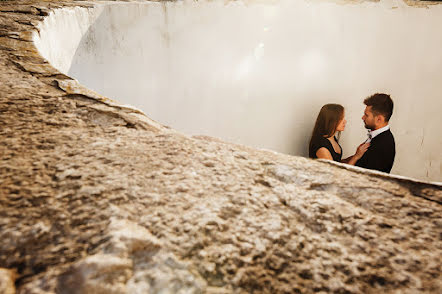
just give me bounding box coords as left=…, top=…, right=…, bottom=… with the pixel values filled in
left=375, top=114, right=385, bottom=124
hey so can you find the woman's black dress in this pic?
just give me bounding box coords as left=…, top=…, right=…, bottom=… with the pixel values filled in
left=309, top=136, right=342, bottom=162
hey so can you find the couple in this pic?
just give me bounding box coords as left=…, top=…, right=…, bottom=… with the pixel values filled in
left=309, top=93, right=395, bottom=173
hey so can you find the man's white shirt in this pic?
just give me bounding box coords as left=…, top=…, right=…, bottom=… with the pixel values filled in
left=366, top=125, right=390, bottom=143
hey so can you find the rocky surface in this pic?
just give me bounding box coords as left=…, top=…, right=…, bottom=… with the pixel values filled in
left=0, top=268, right=17, bottom=294
left=0, top=0, right=441, bottom=293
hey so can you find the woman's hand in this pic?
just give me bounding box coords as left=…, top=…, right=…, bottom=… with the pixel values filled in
left=342, top=142, right=370, bottom=165
left=355, top=142, right=370, bottom=159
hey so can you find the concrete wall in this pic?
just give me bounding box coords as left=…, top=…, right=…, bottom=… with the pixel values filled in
left=34, top=0, right=442, bottom=182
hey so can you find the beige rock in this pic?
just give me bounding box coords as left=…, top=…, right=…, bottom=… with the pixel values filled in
left=0, top=268, right=17, bottom=294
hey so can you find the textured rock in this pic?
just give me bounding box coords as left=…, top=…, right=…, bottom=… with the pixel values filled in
left=0, top=1, right=441, bottom=294
left=0, top=268, right=17, bottom=294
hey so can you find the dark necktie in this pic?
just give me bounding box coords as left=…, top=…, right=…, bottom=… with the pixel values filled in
left=365, top=132, right=372, bottom=143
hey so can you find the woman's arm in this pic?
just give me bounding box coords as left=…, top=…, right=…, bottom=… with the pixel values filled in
left=342, top=142, right=370, bottom=165
left=316, top=147, right=333, bottom=160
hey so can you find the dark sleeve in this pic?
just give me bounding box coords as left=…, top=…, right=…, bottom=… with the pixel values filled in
left=356, top=135, right=395, bottom=173
left=310, top=137, right=331, bottom=158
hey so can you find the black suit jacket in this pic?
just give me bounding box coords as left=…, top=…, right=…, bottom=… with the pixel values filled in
left=356, top=129, right=395, bottom=173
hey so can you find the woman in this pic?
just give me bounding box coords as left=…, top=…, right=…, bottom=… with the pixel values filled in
left=309, top=104, right=369, bottom=165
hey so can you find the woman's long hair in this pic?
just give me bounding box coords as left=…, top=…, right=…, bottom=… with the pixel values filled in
left=309, top=104, right=344, bottom=157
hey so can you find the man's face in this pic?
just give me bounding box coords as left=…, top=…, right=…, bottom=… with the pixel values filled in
left=362, top=106, right=376, bottom=130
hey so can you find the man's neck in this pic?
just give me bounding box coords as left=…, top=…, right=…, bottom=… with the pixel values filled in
left=372, top=122, right=388, bottom=131
left=369, top=124, right=390, bottom=140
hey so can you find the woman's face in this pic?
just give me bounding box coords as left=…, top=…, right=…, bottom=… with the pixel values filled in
left=336, top=114, right=346, bottom=132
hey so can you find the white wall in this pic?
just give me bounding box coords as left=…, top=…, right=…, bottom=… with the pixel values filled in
left=34, top=0, right=442, bottom=182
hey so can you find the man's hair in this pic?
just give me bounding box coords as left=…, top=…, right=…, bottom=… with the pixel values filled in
left=364, top=93, right=394, bottom=121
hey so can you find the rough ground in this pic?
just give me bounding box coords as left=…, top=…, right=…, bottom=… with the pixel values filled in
left=0, top=1, right=441, bottom=293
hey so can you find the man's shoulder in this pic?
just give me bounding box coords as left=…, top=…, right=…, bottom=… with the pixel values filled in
left=374, top=129, right=395, bottom=142
left=371, top=129, right=395, bottom=154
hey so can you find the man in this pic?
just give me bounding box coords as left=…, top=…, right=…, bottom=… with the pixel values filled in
left=355, top=93, right=395, bottom=173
